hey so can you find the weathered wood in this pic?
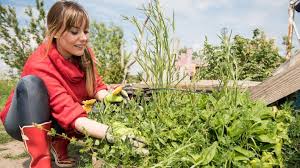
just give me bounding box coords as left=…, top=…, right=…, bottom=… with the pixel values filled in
left=118, top=80, right=260, bottom=93
left=250, top=57, right=300, bottom=104
left=176, top=80, right=260, bottom=91
left=286, top=2, right=295, bottom=59
left=272, top=51, right=300, bottom=76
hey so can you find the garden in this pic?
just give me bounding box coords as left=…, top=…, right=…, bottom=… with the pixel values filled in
left=1, top=0, right=300, bottom=167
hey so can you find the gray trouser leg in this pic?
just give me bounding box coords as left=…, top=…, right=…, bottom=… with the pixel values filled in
left=4, top=75, right=50, bottom=141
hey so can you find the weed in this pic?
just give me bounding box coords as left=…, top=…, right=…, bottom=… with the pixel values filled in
left=0, top=132, right=12, bottom=144
left=3, top=151, right=28, bottom=160
left=0, top=80, right=16, bottom=109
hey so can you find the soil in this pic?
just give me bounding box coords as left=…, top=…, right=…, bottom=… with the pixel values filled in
left=0, top=121, right=30, bottom=168
left=0, top=139, right=29, bottom=168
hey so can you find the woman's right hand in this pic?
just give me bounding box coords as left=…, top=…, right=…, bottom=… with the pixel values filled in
left=105, top=122, right=149, bottom=155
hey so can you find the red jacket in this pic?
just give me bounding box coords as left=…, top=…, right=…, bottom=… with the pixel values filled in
left=0, top=42, right=107, bottom=130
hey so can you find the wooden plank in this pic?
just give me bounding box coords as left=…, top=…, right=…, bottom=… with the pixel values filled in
left=176, top=80, right=260, bottom=91
left=250, top=62, right=300, bottom=105
left=118, top=80, right=260, bottom=93
left=272, top=51, right=300, bottom=76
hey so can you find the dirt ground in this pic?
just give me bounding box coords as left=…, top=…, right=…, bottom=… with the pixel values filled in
left=0, top=121, right=30, bottom=168
left=0, top=139, right=29, bottom=168
left=0, top=122, right=64, bottom=168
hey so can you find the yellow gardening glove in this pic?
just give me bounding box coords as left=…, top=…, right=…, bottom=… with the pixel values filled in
left=105, top=122, right=149, bottom=156
left=82, top=99, right=97, bottom=113
left=104, top=85, right=129, bottom=104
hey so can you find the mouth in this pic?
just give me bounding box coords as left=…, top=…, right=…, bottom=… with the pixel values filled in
left=74, top=44, right=85, bottom=50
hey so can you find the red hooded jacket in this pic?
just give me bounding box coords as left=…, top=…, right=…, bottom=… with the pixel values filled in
left=0, top=42, right=107, bottom=130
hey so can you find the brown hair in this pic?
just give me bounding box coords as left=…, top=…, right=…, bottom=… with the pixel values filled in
left=46, top=0, right=95, bottom=97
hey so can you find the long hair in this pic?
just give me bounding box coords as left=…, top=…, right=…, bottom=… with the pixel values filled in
left=46, top=0, right=95, bottom=97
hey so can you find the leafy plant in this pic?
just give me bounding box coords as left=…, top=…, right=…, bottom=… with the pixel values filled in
left=0, top=132, right=13, bottom=144
left=81, top=89, right=292, bottom=167
left=124, top=0, right=183, bottom=88
left=71, top=1, right=292, bottom=167
left=0, top=80, right=16, bottom=109
left=90, top=22, right=130, bottom=84
left=284, top=114, right=300, bottom=167
left=196, top=28, right=285, bottom=81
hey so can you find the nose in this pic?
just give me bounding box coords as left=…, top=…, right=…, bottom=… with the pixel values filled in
left=80, top=31, right=88, bottom=41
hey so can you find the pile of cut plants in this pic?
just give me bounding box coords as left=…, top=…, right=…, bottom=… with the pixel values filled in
left=82, top=88, right=292, bottom=168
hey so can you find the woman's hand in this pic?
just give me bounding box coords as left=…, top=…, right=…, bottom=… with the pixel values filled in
left=105, top=122, right=149, bottom=155
left=95, top=89, right=109, bottom=101
left=95, top=86, right=129, bottom=104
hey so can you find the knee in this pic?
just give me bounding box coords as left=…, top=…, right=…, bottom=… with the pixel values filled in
left=17, top=75, right=48, bottom=95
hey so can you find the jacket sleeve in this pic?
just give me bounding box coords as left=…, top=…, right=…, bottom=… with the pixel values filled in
left=37, top=73, right=87, bottom=130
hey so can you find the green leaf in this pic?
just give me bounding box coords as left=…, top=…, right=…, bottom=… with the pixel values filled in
left=191, top=142, right=218, bottom=167
left=227, top=120, right=244, bottom=139
left=233, top=155, right=249, bottom=161
left=234, top=146, right=255, bottom=158
left=94, top=140, right=100, bottom=146
left=256, top=134, right=277, bottom=144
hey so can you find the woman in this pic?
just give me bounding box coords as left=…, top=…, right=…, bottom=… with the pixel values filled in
left=0, top=1, right=123, bottom=167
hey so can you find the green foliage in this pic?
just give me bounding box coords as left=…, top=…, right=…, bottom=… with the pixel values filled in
left=0, top=0, right=46, bottom=74
left=90, top=22, right=128, bottom=84
left=3, top=151, right=28, bottom=159
left=76, top=2, right=292, bottom=166
left=0, top=80, right=16, bottom=109
left=0, top=132, right=12, bottom=144
left=124, top=0, right=182, bottom=88
left=0, top=80, right=15, bottom=145
left=83, top=89, right=292, bottom=167
left=196, top=28, right=285, bottom=81
left=284, top=101, right=300, bottom=167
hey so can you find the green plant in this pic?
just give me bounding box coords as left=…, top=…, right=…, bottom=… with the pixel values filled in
left=3, top=151, right=29, bottom=160
left=0, top=0, right=46, bottom=74
left=80, top=89, right=292, bottom=167
left=90, top=22, right=130, bottom=84
left=284, top=108, right=300, bottom=167
left=196, top=28, right=284, bottom=81
left=0, top=118, right=13, bottom=145
left=0, top=80, right=16, bottom=109
left=0, top=132, right=12, bottom=144
left=124, top=0, right=183, bottom=88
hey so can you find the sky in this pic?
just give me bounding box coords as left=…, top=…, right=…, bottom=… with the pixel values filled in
left=0, top=0, right=295, bottom=75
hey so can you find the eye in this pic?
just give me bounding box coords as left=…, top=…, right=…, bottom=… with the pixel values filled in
left=84, top=30, right=89, bottom=34
left=70, top=30, right=79, bottom=35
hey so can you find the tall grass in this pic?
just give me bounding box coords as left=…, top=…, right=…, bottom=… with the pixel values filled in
left=0, top=80, right=15, bottom=110
left=124, top=0, right=183, bottom=88
left=216, top=30, right=240, bottom=107
left=0, top=80, right=15, bottom=144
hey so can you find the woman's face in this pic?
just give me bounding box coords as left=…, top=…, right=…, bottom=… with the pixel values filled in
left=56, top=22, right=89, bottom=59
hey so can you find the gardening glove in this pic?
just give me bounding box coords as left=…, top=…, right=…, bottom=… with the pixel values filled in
left=105, top=122, right=149, bottom=156
left=104, top=85, right=129, bottom=104
left=82, top=99, right=97, bottom=113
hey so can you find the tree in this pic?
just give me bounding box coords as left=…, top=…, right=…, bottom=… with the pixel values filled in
left=89, top=22, right=128, bottom=84
left=0, top=0, right=46, bottom=74
left=196, top=28, right=285, bottom=81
